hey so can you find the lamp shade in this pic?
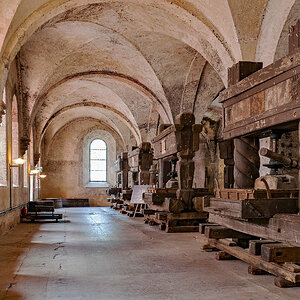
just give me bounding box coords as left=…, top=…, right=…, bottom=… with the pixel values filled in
left=30, top=169, right=40, bottom=175
left=12, top=158, right=26, bottom=165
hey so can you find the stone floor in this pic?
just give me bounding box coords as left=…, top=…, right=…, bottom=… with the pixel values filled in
left=0, top=207, right=299, bottom=300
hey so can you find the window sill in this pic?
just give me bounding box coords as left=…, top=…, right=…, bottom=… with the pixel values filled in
left=85, top=182, right=109, bottom=188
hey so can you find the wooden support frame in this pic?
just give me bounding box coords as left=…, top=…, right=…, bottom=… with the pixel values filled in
left=205, top=238, right=300, bottom=284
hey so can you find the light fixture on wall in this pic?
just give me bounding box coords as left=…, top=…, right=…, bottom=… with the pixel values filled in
left=37, top=173, right=47, bottom=200
left=30, top=168, right=40, bottom=175
left=12, top=157, right=26, bottom=165
left=29, top=167, right=45, bottom=201
left=9, top=157, right=26, bottom=209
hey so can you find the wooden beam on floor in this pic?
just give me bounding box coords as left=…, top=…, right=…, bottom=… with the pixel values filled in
left=261, top=244, right=300, bottom=263
left=205, top=238, right=300, bottom=283
left=204, top=225, right=254, bottom=239
left=249, top=240, right=280, bottom=255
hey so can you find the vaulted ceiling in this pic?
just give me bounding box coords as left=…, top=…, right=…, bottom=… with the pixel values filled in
left=0, top=0, right=299, bottom=154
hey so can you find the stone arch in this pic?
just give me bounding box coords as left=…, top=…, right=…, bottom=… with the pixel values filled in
left=256, top=0, right=295, bottom=65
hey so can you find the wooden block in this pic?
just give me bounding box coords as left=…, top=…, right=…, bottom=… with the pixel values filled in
left=155, top=212, right=168, bottom=221
left=199, top=223, right=218, bottom=234
left=228, top=61, right=263, bottom=86
left=216, top=251, right=236, bottom=260
left=165, top=225, right=199, bottom=233
left=149, top=220, right=158, bottom=226
left=201, top=244, right=218, bottom=251
left=261, top=244, right=300, bottom=263
left=168, top=211, right=207, bottom=221
left=142, top=209, right=156, bottom=215
left=274, top=277, right=300, bottom=288
left=232, top=238, right=251, bottom=249
left=205, top=226, right=253, bottom=239
left=249, top=240, right=279, bottom=255
left=283, top=263, right=300, bottom=273
left=207, top=238, right=300, bottom=283
left=248, top=265, right=269, bottom=275
left=159, top=223, right=166, bottom=231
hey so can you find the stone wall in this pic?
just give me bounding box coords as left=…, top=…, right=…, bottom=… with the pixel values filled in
left=41, top=118, right=125, bottom=206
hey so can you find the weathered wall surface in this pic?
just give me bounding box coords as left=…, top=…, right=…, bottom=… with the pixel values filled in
left=41, top=118, right=124, bottom=206
left=0, top=59, right=29, bottom=236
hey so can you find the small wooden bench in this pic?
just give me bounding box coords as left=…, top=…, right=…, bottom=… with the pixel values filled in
left=26, top=201, right=63, bottom=222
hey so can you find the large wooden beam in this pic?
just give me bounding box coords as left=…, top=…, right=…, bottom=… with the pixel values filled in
left=204, top=225, right=254, bottom=239
left=209, top=213, right=300, bottom=246
left=261, top=244, right=300, bottom=263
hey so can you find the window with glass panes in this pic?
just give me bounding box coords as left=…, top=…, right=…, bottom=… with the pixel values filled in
left=89, top=139, right=107, bottom=182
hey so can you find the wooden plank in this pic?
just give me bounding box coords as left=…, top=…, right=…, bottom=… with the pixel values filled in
left=199, top=223, right=218, bottom=234
left=274, top=276, right=300, bottom=288
left=216, top=251, right=236, bottom=260
left=261, top=244, right=300, bottom=263
left=206, top=197, right=298, bottom=219
left=283, top=263, right=300, bottom=273
left=141, top=209, right=156, bottom=215
left=206, top=238, right=300, bottom=283
left=249, top=240, right=280, bottom=255
left=205, top=226, right=254, bottom=239
left=167, top=211, right=207, bottom=221
left=209, top=213, right=300, bottom=246
left=219, top=51, right=300, bottom=103
left=248, top=265, right=269, bottom=275
left=165, top=225, right=199, bottom=233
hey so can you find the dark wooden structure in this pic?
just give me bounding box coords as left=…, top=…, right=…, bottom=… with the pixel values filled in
left=115, top=152, right=129, bottom=189
left=127, top=142, right=153, bottom=187
left=143, top=112, right=211, bottom=232
left=116, top=144, right=153, bottom=215
left=25, top=201, right=63, bottom=222
left=107, top=152, right=130, bottom=210
left=203, top=28, right=300, bottom=287
left=41, top=198, right=89, bottom=208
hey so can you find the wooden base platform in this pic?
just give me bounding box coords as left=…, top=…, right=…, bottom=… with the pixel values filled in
left=200, top=223, right=300, bottom=288
left=144, top=211, right=207, bottom=233
left=111, top=203, right=124, bottom=210
left=209, top=213, right=300, bottom=246
left=25, top=213, right=63, bottom=222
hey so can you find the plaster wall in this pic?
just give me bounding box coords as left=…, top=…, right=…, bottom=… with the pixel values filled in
left=0, top=60, right=29, bottom=236
left=41, top=119, right=124, bottom=206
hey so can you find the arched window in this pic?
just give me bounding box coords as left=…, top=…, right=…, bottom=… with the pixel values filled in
left=0, top=88, right=7, bottom=185
left=89, top=139, right=107, bottom=182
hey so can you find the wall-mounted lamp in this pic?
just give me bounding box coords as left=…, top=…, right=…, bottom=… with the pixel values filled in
left=37, top=173, right=47, bottom=200
left=12, top=158, right=26, bottom=166
left=30, top=169, right=40, bottom=175
left=9, top=157, right=26, bottom=209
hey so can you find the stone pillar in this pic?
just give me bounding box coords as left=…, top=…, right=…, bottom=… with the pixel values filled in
left=234, top=137, right=260, bottom=188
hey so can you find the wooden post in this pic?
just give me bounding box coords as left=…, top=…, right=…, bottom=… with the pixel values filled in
left=299, top=121, right=300, bottom=211
left=175, top=113, right=196, bottom=211
left=219, top=140, right=234, bottom=188
left=138, top=142, right=153, bottom=185
left=234, top=137, right=260, bottom=188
